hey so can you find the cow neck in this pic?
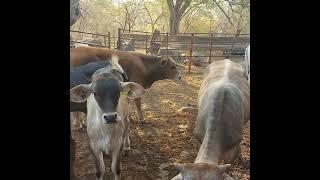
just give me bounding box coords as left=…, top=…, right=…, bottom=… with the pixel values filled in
left=195, top=132, right=220, bottom=164
left=139, top=55, right=161, bottom=88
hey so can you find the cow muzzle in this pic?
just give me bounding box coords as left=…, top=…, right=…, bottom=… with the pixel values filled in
left=102, top=112, right=119, bottom=124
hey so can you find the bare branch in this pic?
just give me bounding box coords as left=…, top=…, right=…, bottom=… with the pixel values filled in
left=154, top=12, right=165, bottom=25
left=144, top=3, right=153, bottom=24
left=213, top=0, right=234, bottom=26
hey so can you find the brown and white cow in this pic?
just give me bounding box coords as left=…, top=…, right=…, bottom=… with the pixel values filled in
left=70, top=46, right=181, bottom=122
left=171, top=59, right=250, bottom=180
left=70, top=56, right=145, bottom=180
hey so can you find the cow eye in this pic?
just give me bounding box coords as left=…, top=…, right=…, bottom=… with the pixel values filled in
left=93, top=92, right=96, bottom=96
left=171, top=66, right=176, bottom=70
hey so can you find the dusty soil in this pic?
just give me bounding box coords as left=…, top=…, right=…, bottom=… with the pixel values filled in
left=72, top=61, right=250, bottom=180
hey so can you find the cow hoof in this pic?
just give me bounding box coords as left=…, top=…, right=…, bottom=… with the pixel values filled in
left=80, top=124, right=87, bottom=129
left=140, top=120, right=146, bottom=124
left=123, top=150, right=130, bottom=157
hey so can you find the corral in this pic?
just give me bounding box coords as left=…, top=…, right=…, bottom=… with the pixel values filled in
left=72, top=59, right=250, bottom=180
left=70, top=29, right=249, bottom=72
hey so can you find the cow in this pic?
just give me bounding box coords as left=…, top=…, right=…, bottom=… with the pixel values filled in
left=158, top=48, right=182, bottom=62
left=245, top=45, right=250, bottom=83
left=171, top=59, right=250, bottom=180
left=83, top=39, right=104, bottom=47
left=182, top=54, right=202, bottom=67
left=71, top=43, right=89, bottom=48
left=70, top=46, right=181, bottom=122
left=70, top=61, right=116, bottom=129
left=120, top=38, right=135, bottom=51
left=70, top=56, right=145, bottom=180
left=148, top=42, right=161, bottom=55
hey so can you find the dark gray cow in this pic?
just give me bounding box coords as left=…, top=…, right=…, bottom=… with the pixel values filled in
left=70, top=61, right=110, bottom=105
left=171, top=59, right=250, bottom=180
left=70, top=61, right=111, bottom=129
left=70, top=56, right=145, bottom=180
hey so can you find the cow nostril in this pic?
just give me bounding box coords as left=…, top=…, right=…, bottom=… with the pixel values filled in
left=103, top=113, right=117, bottom=124
left=178, top=76, right=182, bottom=80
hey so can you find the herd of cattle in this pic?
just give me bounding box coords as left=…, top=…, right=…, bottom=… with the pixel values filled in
left=70, top=45, right=250, bottom=180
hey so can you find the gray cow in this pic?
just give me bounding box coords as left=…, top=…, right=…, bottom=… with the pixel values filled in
left=171, top=59, right=250, bottom=180
left=70, top=56, right=145, bottom=180
left=120, top=38, right=135, bottom=51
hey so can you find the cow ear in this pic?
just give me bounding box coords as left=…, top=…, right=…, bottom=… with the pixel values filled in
left=121, top=82, right=145, bottom=99
left=218, top=164, right=231, bottom=173
left=70, top=84, right=92, bottom=103
left=173, top=163, right=185, bottom=171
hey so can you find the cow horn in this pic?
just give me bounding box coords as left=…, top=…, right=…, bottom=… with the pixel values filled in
left=111, top=55, right=125, bottom=73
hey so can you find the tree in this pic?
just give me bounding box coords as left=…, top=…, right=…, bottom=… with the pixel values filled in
left=166, top=0, right=192, bottom=34
left=144, top=2, right=166, bottom=32
left=113, top=0, right=145, bottom=31
left=212, top=0, right=250, bottom=33
left=70, top=0, right=81, bottom=26
left=166, top=0, right=207, bottom=34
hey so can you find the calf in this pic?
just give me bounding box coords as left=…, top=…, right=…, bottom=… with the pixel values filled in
left=120, top=38, right=135, bottom=51
left=70, top=47, right=180, bottom=122
left=70, top=56, right=145, bottom=180
left=70, top=61, right=113, bottom=129
left=171, top=59, right=250, bottom=180
left=181, top=54, right=202, bottom=67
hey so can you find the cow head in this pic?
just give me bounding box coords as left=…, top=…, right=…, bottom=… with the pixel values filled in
left=157, top=56, right=181, bottom=80
left=173, top=162, right=233, bottom=180
left=70, top=56, right=145, bottom=124
left=120, top=38, right=135, bottom=51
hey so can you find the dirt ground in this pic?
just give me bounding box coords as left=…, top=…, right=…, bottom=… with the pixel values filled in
left=72, top=61, right=250, bottom=180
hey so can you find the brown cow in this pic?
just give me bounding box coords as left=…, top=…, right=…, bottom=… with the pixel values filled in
left=70, top=46, right=181, bottom=122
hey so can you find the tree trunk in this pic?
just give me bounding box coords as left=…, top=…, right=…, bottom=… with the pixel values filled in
left=169, top=15, right=180, bottom=34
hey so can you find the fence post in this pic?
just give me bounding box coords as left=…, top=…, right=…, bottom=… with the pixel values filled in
left=166, top=32, right=169, bottom=57
left=227, top=29, right=241, bottom=58
left=188, top=33, right=194, bottom=73
left=117, top=28, right=121, bottom=50
left=209, top=33, right=213, bottom=64
left=114, top=34, right=116, bottom=49
left=108, top=32, right=111, bottom=49
left=103, top=35, right=107, bottom=48
left=145, top=32, right=148, bottom=54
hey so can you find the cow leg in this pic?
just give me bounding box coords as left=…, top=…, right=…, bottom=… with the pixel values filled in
left=123, top=115, right=130, bottom=156
left=70, top=137, right=76, bottom=180
left=135, top=97, right=144, bottom=122
left=223, top=144, right=241, bottom=164
left=71, top=112, right=82, bottom=129
left=79, top=113, right=87, bottom=129
left=111, top=150, right=121, bottom=180
left=90, top=147, right=105, bottom=180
